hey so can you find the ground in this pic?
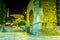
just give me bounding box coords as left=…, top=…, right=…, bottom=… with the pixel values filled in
left=0, top=32, right=60, bottom=40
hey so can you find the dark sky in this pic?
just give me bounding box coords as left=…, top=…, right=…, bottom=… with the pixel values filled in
left=3, top=0, right=30, bottom=14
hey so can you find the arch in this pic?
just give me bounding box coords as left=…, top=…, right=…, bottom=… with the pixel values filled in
left=29, top=10, right=34, bottom=26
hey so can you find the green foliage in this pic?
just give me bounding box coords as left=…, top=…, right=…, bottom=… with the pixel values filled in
left=18, top=21, right=26, bottom=25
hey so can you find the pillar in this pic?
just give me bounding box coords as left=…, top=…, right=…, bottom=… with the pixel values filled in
left=33, top=0, right=40, bottom=36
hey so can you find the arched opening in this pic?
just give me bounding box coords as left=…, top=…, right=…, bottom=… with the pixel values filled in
left=29, top=10, right=34, bottom=26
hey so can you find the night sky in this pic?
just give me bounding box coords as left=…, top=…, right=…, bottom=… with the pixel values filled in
left=3, top=0, right=30, bottom=14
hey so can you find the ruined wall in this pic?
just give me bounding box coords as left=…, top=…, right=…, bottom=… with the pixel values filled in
left=40, top=0, right=57, bottom=30
left=26, top=0, right=34, bottom=26
left=27, top=0, right=57, bottom=34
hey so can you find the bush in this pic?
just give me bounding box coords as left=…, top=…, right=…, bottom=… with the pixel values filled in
left=18, top=21, right=26, bottom=25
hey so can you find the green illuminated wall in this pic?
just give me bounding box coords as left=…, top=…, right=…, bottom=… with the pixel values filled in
left=0, top=0, right=6, bottom=24
left=56, top=0, right=60, bottom=23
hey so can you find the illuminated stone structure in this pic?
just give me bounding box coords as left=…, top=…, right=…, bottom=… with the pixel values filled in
left=40, top=0, right=57, bottom=32
left=26, top=0, right=34, bottom=33
left=27, top=0, right=40, bottom=35
left=27, top=0, right=57, bottom=35
left=10, top=14, right=24, bottom=23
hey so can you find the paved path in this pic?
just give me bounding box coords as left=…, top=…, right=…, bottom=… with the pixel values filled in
left=0, top=32, right=60, bottom=40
